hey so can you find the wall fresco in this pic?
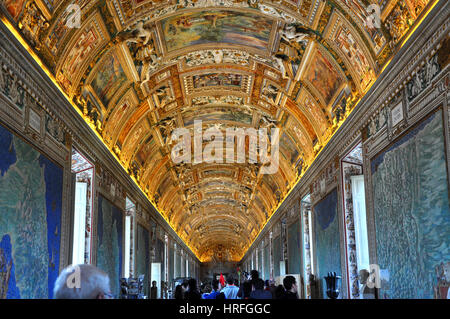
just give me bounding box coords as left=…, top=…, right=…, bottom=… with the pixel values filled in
left=371, top=110, right=450, bottom=299
left=135, top=223, right=150, bottom=296
left=313, top=188, right=341, bottom=298
left=97, top=194, right=123, bottom=298
left=0, top=123, right=63, bottom=299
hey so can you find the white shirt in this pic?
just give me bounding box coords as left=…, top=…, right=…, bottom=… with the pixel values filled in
left=221, top=284, right=240, bottom=299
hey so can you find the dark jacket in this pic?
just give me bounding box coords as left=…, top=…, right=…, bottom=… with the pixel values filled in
left=282, top=291, right=298, bottom=299
left=249, top=289, right=273, bottom=299
left=185, top=290, right=201, bottom=300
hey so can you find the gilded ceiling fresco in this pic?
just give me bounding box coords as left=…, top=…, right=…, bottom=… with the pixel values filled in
left=0, top=0, right=435, bottom=262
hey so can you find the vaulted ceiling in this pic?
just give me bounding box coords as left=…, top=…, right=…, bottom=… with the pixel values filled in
left=1, top=0, right=434, bottom=261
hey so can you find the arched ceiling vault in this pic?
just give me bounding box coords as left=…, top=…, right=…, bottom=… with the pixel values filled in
left=2, top=0, right=435, bottom=261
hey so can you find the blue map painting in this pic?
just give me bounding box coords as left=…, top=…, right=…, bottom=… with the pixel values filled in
left=97, top=195, right=123, bottom=298
left=313, top=188, right=342, bottom=298
left=371, top=110, right=450, bottom=299
left=0, top=123, right=63, bottom=299
left=136, top=223, right=150, bottom=295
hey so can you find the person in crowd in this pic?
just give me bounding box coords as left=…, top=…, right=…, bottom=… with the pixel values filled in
left=221, top=275, right=240, bottom=299
left=274, top=284, right=285, bottom=299
left=150, top=280, right=157, bottom=299
left=242, top=281, right=253, bottom=299
left=174, top=284, right=184, bottom=300
left=282, top=275, right=299, bottom=299
left=185, top=278, right=201, bottom=300
left=182, top=280, right=189, bottom=292
left=269, top=281, right=277, bottom=297
left=201, top=283, right=212, bottom=297
left=53, top=264, right=112, bottom=299
left=264, top=280, right=271, bottom=292
left=203, top=279, right=226, bottom=299
left=249, top=278, right=273, bottom=299
left=250, top=270, right=259, bottom=282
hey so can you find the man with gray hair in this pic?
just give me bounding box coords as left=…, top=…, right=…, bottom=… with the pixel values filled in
left=53, top=264, right=112, bottom=299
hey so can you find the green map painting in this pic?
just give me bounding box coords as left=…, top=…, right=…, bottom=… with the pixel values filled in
left=314, top=188, right=341, bottom=299
left=288, top=219, right=301, bottom=274
left=135, top=223, right=150, bottom=296
left=97, top=195, right=123, bottom=298
left=371, top=110, right=450, bottom=299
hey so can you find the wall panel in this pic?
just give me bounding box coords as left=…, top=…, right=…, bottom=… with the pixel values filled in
left=370, top=109, right=450, bottom=299
left=97, top=194, right=124, bottom=298
left=313, top=188, right=341, bottom=298
left=0, top=123, right=63, bottom=299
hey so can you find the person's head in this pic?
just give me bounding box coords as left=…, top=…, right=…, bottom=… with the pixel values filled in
left=250, top=270, right=259, bottom=281
left=203, top=284, right=212, bottom=294
left=226, top=275, right=234, bottom=285
left=359, top=269, right=369, bottom=284
left=181, top=280, right=189, bottom=291
left=264, top=280, right=270, bottom=288
left=188, top=278, right=198, bottom=291
left=274, top=284, right=285, bottom=299
left=243, top=281, right=252, bottom=298
left=211, top=279, right=220, bottom=291
left=174, top=284, right=184, bottom=299
left=53, top=264, right=111, bottom=299
left=254, top=278, right=264, bottom=291
left=152, top=280, right=157, bottom=287
left=283, top=275, right=297, bottom=293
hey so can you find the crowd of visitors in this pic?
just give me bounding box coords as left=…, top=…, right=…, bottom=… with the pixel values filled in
left=53, top=264, right=299, bottom=300
left=174, top=270, right=299, bottom=300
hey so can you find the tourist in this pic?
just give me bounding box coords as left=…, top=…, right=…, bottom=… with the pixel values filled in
left=242, top=281, right=253, bottom=299
left=184, top=278, right=201, bottom=300
left=282, top=276, right=298, bottom=299
left=274, top=284, right=285, bottom=299
left=174, top=284, right=184, bottom=300
left=150, top=280, right=157, bottom=299
left=53, top=264, right=112, bottom=299
left=249, top=278, right=273, bottom=299
left=203, top=279, right=225, bottom=299
left=221, top=275, right=240, bottom=299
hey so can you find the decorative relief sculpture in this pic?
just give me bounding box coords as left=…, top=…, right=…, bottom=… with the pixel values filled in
left=261, top=82, right=279, bottom=104
left=120, top=21, right=161, bottom=82
left=17, top=1, right=49, bottom=48
left=280, top=23, right=310, bottom=47
left=190, top=95, right=243, bottom=106
left=366, top=106, right=387, bottom=138
left=406, top=54, right=441, bottom=101
left=384, top=2, right=413, bottom=46
left=45, top=114, right=65, bottom=144
left=153, top=85, right=175, bottom=109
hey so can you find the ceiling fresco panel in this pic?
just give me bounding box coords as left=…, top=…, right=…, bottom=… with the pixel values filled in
left=303, top=46, right=346, bottom=106
left=158, top=9, right=277, bottom=55
left=56, top=11, right=110, bottom=95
